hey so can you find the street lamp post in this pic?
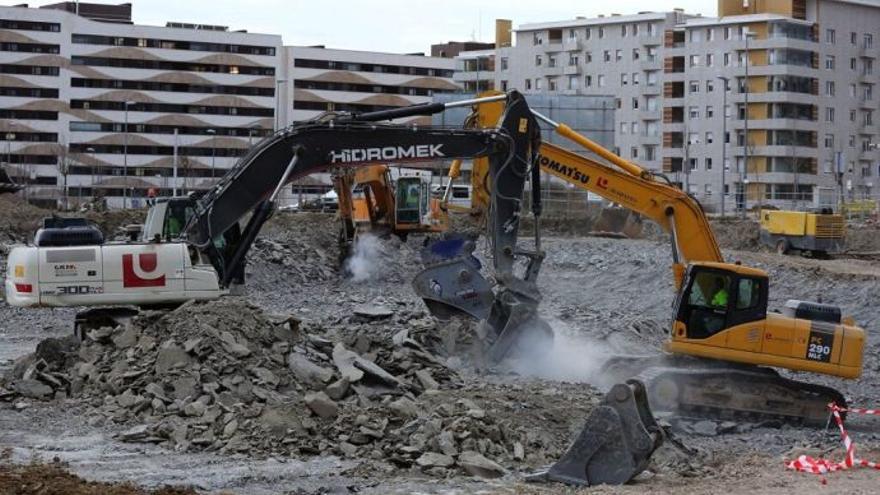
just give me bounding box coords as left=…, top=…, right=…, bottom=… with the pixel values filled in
left=86, top=146, right=96, bottom=200
left=206, top=129, right=217, bottom=180
left=718, top=76, right=729, bottom=217
left=123, top=100, right=135, bottom=209
left=741, top=29, right=756, bottom=218
left=274, top=79, right=288, bottom=132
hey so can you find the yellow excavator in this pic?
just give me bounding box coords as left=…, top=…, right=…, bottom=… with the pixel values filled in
left=333, top=165, right=448, bottom=254
left=416, top=94, right=866, bottom=424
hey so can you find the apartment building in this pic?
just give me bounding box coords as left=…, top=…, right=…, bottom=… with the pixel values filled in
left=0, top=2, right=282, bottom=208
left=663, top=0, right=880, bottom=211
left=284, top=46, right=458, bottom=125
left=494, top=11, right=692, bottom=174
left=479, top=1, right=880, bottom=213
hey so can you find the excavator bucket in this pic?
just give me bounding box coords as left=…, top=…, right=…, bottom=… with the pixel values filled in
left=591, top=207, right=644, bottom=238
left=528, top=379, right=663, bottom=487
left=412, top=256, right=494, bottom=321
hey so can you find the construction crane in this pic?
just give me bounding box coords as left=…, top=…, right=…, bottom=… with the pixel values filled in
left=414, top=94, right=866, bottom=424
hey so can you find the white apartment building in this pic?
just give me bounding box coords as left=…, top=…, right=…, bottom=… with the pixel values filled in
left=0, top=3, right=465, bottom=209
left=0, top=2, right=281, bottom=208
left=476, top=1, right=880, bottom=213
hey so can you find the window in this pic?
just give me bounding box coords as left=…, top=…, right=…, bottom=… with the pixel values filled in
left=604, top=50, right=611, bottom=62
left=585, top=75, right=592, bottom=87
left=568, top=28, right=577, bottom=40
left=689, top=80, right=700, bottom=93
left=569, top=53, right=579, bottom=66
left=824, top=134, right=834, bottom=147
left=598, top=27, right=605, bottom=39
left=548, top=54, right=557, bottom=68
left=646, top=95, right=658, bottom=111
left=705, top=184, right=713, bottom=195
left=706, top=80, right=715, bottom=92
left=632, top=97, right=639, bottom=109
left=850, top=84, right=857, bottom=97
left=689, top=106, right=700, bottom=119
left=849, top=135, right=856, bottom=147
left=852, top=32, right=858, bottom=45
left=826, top=107, right=835, bottom=122
left=585, top=51, right=592, bottom=63
left=525, top=79, right=532, bottom=90
left=646, top=71, right=658, bottom=86
left=850, top=109, right=857, bottom=122
left=725, top=26, right=734, bottom=40
left=621, top=25, right=627, bottom=37
left=689, top=157, right=698, bottom=169
left=568, top=75, right=579, bottom=90
left=706, top=105, right=714, bottom=118
left=706, top=53, right=714, bottom=67
left=866, top=33, right=874, bottom=49
left=620, top=122, right=628, bottom=134
left=646, top=121, right=659, bottom=136
left=736, top=279, right=762, bottom=310
left=688, top=132, right=700, bottom=145
left=690, top=30, right=702, bottom=43
left=535, top=55, right=543, bottom=66
left=826, top=81, right=835, bottom=96
left=586, top=28, right=592, bottom=40
left=826, top=28, right=835, bottom=44
left=648, top=23, right=657, bottom=36
left=615, top=49, right=623, bottom=61
left=706, top=132, right=714, bottom=144
left=632, top=73, right=639, bottom=85
left=706, top=158, right=713, bottom=170
left=690, top=54, right=700, bottom=67
left=632, top=23, right=639, bottom=36
left=535, top=78, right=543, bottom=90
left=500, top=80, right=508, bottom=91
left=633, top=48, right=640, bottom=60
left=598, top=74, right=606, bottom=87
left=825, top=55, right=835, bottom=70
left=851, top=58, right=857, bottom=71
left=533, top=32, right=544, bottom=45
left=706, top=28, right=715, bottom=41
left=500, top=57, right=509, bottom=71
left=621, top=73, right=628, bottom=85
left=548, top=78, right=557, bottom=91
left=632, top=122, right=639, bottom=134
left=631, top=147, right=639, bottom=158
left=723, top=52, right=731, bottom=66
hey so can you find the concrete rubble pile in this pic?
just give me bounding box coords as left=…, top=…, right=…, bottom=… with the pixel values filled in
left=0, top=296, right=599, bottom=478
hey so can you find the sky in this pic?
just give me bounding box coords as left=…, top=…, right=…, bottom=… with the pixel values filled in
left=35, top=0, right=713, bottom=53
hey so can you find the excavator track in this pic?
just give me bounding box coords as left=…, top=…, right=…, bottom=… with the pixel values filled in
left=602, top=355, right=846, bottom=426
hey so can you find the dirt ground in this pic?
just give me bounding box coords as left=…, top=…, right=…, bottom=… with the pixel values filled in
left=1, top=202, right=879, bottom=494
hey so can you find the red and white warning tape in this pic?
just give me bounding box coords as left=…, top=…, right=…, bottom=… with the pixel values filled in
left=785, top=403, right=880, bottom=483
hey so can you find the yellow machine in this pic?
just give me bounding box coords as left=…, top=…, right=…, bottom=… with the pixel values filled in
left=334, top=165, right=447, bottom=247
left=759, top=209, right=845, bottom=255
left=441, top=94, right=866, bottom=423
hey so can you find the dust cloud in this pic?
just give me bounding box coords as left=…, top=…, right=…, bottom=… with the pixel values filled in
left=345, top=234, right=381, bottom=282
left=508, top=316, right=616, bottom=387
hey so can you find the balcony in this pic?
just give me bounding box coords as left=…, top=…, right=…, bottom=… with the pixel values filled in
left=859, top=98, right=874, bottom=109
left=563, top=64, right=580, bottom=75
left=562, top=39, right=582, bottom=51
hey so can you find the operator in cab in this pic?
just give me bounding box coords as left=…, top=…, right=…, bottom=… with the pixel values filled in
left=711, top=277, right=729, bottom=308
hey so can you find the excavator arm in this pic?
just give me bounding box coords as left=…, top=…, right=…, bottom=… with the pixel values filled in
left=457, top=95, right=723, bottom=288
left=181, top=92, right=540, bottom=291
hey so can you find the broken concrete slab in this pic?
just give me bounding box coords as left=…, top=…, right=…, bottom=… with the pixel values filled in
left=155, top=345, right=191, bottom=375
left=218, top=331, right=251, bottom=358
left=458, top=451, right=506, bottom=478
left=287, top=352, right=333, bottom=385
left=13, top=379, right=53, bottom=400
left=324, top=377, right=350, bottom=401
left=304, top=391, right=338, bottom=419
left=332, top=343, right=402, bottom=387
left=416, top=452, right=455, bottom=468
left=352, top=302, right=394, bottom=319
left=414, top=369, right=439, bottom=391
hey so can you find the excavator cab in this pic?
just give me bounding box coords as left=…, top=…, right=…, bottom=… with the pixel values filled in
left=395, top=176, right=428, bottom=225
left=673, top=263, right=768, bottom=340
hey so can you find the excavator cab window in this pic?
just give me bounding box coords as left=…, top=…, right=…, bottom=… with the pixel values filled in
left=396, top=177, right=424, bottom=224
left=677, top=267, right=769, bottom=339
